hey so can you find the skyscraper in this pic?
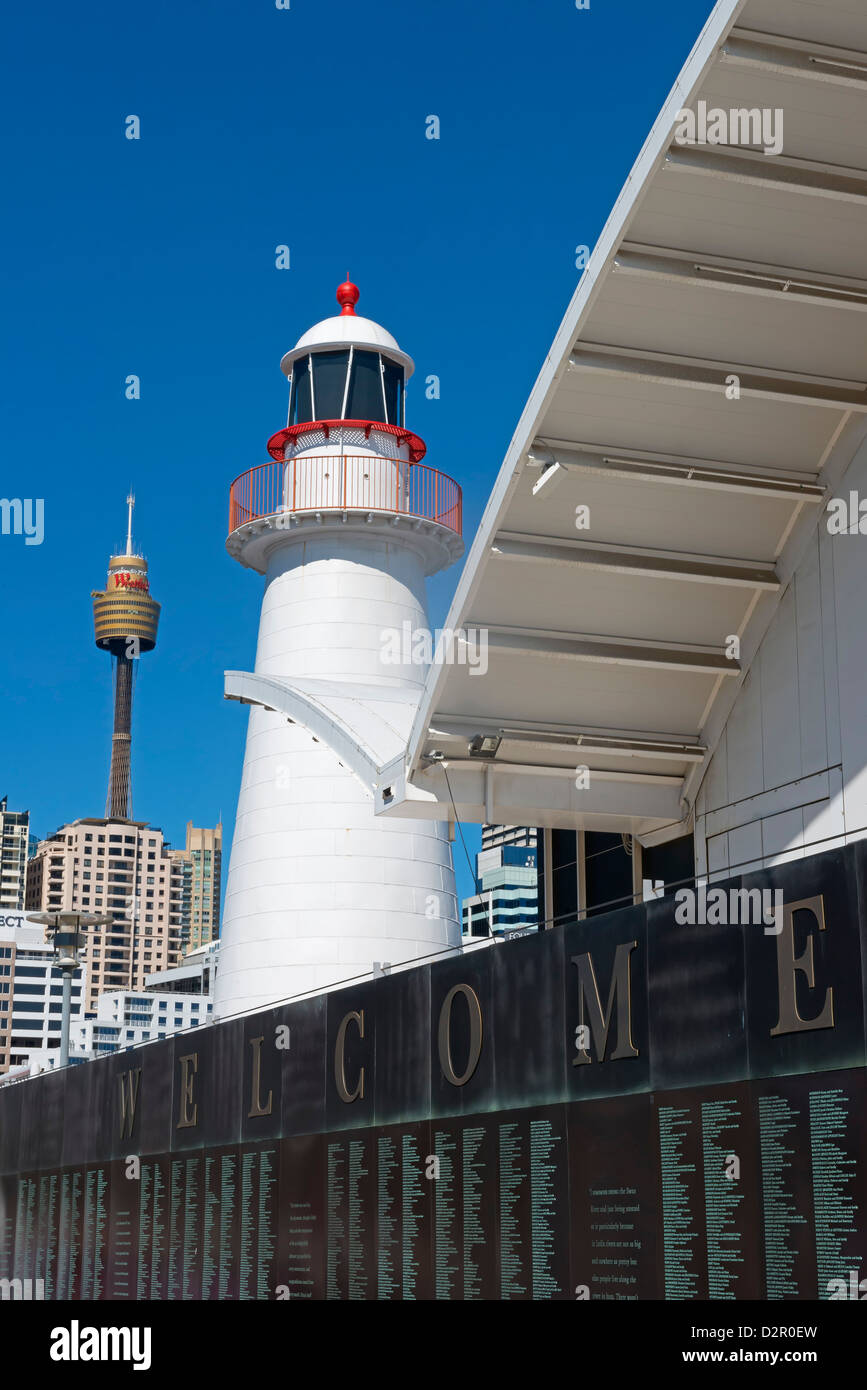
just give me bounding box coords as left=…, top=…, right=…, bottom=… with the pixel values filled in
left=172, top=822, right=222, bottom=951
left=0, top=797, right=30, bottom=912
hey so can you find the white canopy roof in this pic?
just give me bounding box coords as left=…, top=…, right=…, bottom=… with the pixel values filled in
left=378, top=0, right=867, bottom=842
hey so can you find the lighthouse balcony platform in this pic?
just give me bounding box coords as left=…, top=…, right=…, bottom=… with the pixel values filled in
left=226, top=454, right=463, bottom=573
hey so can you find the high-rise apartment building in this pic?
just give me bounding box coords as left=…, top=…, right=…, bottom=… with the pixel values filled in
left=172, top=822, right=221, bottom=951
left=0, top=797, right=30, bottom=912
left=26, top=818, right=190, bottom=1013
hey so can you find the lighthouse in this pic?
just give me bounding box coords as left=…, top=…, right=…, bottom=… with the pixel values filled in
left=215, top=280, right=464, bottom=1016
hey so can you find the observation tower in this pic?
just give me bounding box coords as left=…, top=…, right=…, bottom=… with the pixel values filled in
left=216, top=279, right=464, bottom=1015
left=91, top=496, right=160, bottom=820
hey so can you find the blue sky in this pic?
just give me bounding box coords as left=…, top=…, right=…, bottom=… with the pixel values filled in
left=0, top=0, right=713, bottom=907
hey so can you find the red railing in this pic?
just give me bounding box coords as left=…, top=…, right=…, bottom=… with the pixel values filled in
left=228, top=456, right=462, bottom=537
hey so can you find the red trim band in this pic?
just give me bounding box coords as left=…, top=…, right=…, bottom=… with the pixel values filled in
left=267, top=419, right=426, bottom=463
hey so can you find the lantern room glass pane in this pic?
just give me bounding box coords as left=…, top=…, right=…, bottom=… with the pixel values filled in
left=289, top=356, right=312, bottom=424
left=346, top=350, right=385, bottom=422
left=310, top=350, right=350, bottom=421
left=382, top=357, right=403, bottom=425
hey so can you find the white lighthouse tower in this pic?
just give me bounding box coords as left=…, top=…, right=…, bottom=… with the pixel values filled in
left=215, top=279, right=464, bottom=1016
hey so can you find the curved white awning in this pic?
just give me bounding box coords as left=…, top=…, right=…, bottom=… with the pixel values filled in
left=224, top=670, right=420, bottom=796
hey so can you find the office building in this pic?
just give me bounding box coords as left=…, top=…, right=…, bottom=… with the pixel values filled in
left=0, top=938, right=216, bottom=1076
left=68, top=987, right=212, bottom=1060
left=462, top=842, right=538, bottom=939
left=0, top=914, right=86, bottom=1075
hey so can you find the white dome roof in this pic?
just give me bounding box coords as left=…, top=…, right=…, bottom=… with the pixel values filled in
left=298, top=313, right=401, bottom=354
left=280, top=284, right=414, bottom=378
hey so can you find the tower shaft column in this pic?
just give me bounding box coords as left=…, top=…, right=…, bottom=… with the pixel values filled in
left=107, top=653, right=134, bottom=820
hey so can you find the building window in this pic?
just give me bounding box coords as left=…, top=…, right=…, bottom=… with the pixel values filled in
left=585, top=832, right=634, bottom=919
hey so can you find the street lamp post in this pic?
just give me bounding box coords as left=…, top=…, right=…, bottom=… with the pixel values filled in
left=29, top=911, right=111, bottom=1068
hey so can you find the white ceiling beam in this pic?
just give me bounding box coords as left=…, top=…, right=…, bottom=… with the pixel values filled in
left=723, top=28, right=867, bottom=89
left=376, top=748, right=689, bottom=828
left=501, top=738, right=702, bottom=765
left=401, top=760, right=687, bottom=828
left=427, top=714, right=705, bottom=761
left=612, top=243, right=867, bottom=311
left=480, top=625, right=740, bottom=675
left=663, top=144, right=867, bottom=205
left=436, top=760, right=683, bottom=787
left=491, top=531, right=780, bottom=589
left=528, top=439, right=825, bottom=502
left=569, top=342, right=867, bottom=411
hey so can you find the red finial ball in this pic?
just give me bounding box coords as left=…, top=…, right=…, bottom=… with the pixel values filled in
left=337, top=278, right=360, bottom=316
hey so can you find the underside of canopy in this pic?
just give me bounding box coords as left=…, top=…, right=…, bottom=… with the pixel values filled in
left=380, top=0, right=867, bottom=843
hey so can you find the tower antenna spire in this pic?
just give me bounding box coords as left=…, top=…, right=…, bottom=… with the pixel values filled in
left=126, top=492, right=135, bottom=556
